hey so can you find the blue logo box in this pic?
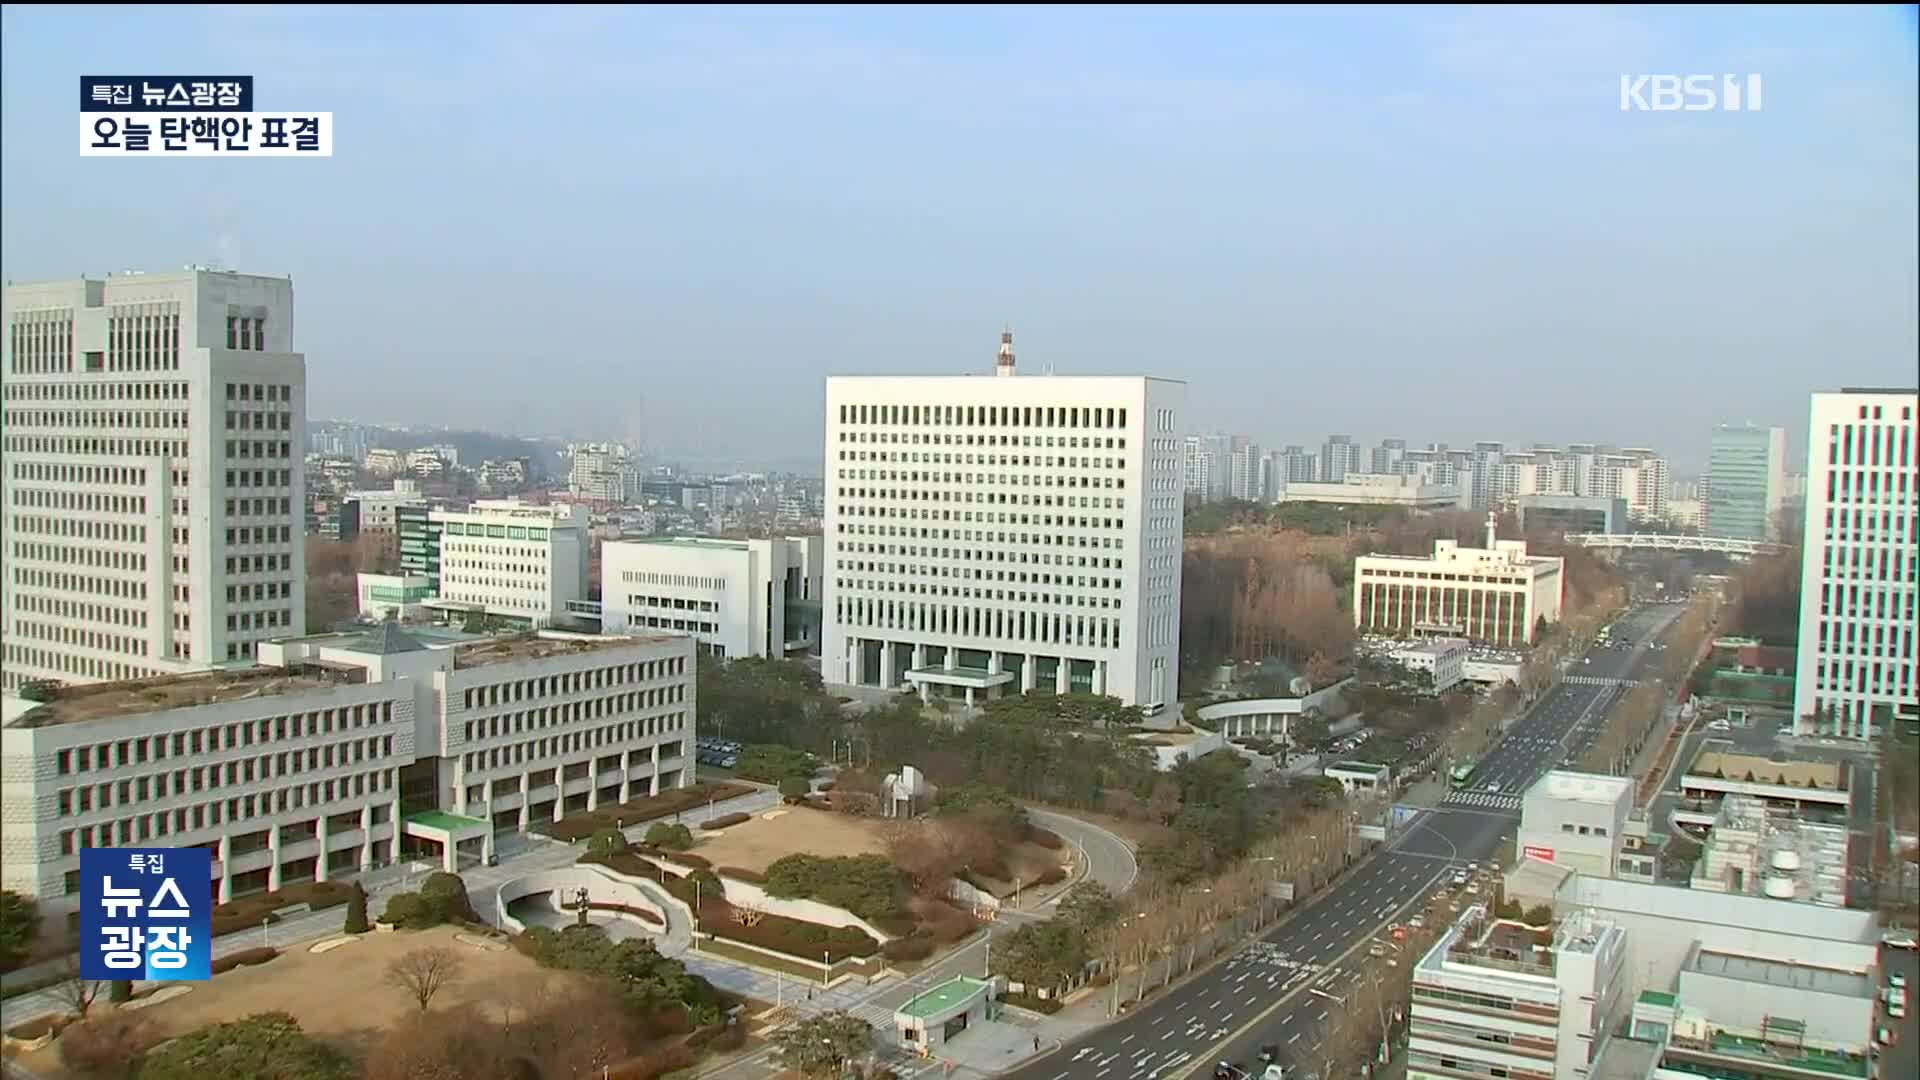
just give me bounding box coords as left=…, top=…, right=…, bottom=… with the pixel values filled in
left=79, top=848, right=213, bottom=981
left=81, top=76, right=253, bottom=113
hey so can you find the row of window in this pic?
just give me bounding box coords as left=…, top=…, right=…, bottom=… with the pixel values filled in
left=628, top=615, right=720, bottom=635
left=460, top=717, right=689, bottom=774
left=3, top=434, right=188, bottom=458
left=1404, top=1049, right=1551, bottom=1080
left=1412, top=984, right=1559, bottom=1020
left=0, top=379, right=188, bottom=402
left=1, top=408, right=188, bottom=430
left=1409, top=1015, right=1555, bottom=1055
left=55, top=701, right=397, bottom=776
left=10, top=462, right=149, bottom=485
left=12, top=542, right=147, bottom=572
left=622, top=594, right=720, bottom=614
left=59, top=735, right=395, bottom=816
left=2, top=647, right=154, bottom=685
left=10, top=489, right=148, bottom=514
left=10, top=595, right=147, bottom=629
left=230, top=496, right=293, bottom=518
left=834, top=598, right=1126, bottom=649
left=10, top=567, right=147, bottom=601
left=223, top=553, right=294, bottom=575
left=224, top=318, right=271, bottom=351
left=225, top=525, right=293, bottom=546
left=225, top=609, right=292, bottom=632
left=458, top=658, right=688, bottom=711
left=615, top=570, right=727, bottom=591
left=1825, top=418, right=1913, bottom=470
left=9, top=516, right=147, bottom=544
left=8, top=312, right=75, bottom=374
left=837, top=404, right=1131, bottom=430
left=7, top=619, right=148, bottom=656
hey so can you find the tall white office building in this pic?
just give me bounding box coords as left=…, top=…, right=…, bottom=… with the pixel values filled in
left=823, top=333, right=1184, bottom=712
left=1793, top=388, right=1919, bottom=740
left=2, top=269, right=306, bottom=690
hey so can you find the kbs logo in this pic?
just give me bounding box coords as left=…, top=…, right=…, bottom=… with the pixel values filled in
left=1619, top=74, right=1763, bottom=112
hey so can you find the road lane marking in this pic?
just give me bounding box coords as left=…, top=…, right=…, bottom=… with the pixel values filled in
left=1122, top=1035, right=1136, bottom=1045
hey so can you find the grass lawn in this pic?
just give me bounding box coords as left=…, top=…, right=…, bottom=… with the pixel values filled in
left=690, top=806, right=887, bottom=874
left=16, top=926, right=563, bottom=1078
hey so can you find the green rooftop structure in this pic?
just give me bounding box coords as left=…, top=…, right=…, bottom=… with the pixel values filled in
left=894, top=976, right=999, bottom=1050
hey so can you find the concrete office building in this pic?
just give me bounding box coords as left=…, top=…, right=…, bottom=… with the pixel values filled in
left=1353, top=516, right=1564, bottom=647
left=1391, top=638, right=1468, bottom=693
left=1792, top=388, right=1919, bottom=739
left=1517, top=493, right=1627, bottom=536
left=429, top=500, right=588, bottom=630
left=355, top=572, right=433, bottom=623
left=1408, top=904, right=1629, bottom=1080
left=3, top=269, right=307, bottom=690
left=1705, top=424, right=1788, bottom=542
left=0, top=627, right=696, bottom=924
left=823, top=333, right=1185, bottom=712
left=346, top=479, right=426, bottom=534
left=1281, top=473, right=1465, bottom=510
left=1516, top=770, right=1634, bottom=879
left=601, top=535, right=823, bottom=660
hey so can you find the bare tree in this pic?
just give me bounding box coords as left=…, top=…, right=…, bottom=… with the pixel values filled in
left=59, top=1010, right=165, bottom=1078
left=386, top=946, right=466, bottom=1012
left=53, top=953, right=106, bottom=1019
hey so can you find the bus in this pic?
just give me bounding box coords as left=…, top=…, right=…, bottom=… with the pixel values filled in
left=1450, top=763, right=1475, bottom=789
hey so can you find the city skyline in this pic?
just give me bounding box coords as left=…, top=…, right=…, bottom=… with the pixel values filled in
left=4, top=7, right=1915, bottom=467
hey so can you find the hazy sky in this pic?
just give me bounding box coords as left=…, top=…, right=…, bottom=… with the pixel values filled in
left=3, top=6, right=1915, bottom=473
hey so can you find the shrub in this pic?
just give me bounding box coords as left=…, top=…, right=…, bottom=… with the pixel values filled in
left=1027, top=828, right=1064, bottom=851
left=645, top=822, right=694, bottom=851
left=733, top=745, right=818, bottom=785
left=381, top=892, right=435, bottom=929
left=589, top=827, right=630, bottom=858
left=882, top=934, right=934, bottom=962
left=343, top=883, right=370, bottom=935
left=763, top=854, right=905, bottom=921
left=420, top=872, right=479, bottom=924
left=689, top=869, right=723, bottom=897
left=59, top=1010, right=162, bottom=1076
left=777, top=777, right=812, bottom=804
left=210, top=946, right=279, bottom=974
left=700, top=812, right=752, bottom=831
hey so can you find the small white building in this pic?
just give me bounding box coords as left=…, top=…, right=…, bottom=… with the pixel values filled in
left=356, top=572, right=433, bottom=622
left=1280, top=473, right=1465, bottom=510
left=1391, top=638, right=1468, bottom=693
left=895, top=976, right=1003, bottom=1051
left=1516, top=770, right=1634, bottom=878
left=430, top=500, right=588, bottom=630
left=347, top=480, right=427, bottom=534
left=601, top=535, right=823, bottom=660
left=1324, top=760, right=1392, bottom=795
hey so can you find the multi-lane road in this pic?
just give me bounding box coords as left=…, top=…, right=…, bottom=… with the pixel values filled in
left=1004, top=604, right=1683, bottom=1080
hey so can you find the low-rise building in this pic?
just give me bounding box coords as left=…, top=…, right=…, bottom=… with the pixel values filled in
left=1392, top=638, right=1468, bottom=693
left=356, top=572, right=434, bottom=623
left=1280, top=473, right=1465, bottom=510
left=600, top=535, right=823, bottom=660
left=1517, top=770, right=1634, bottom=878
left=895, top=976, right=1003, bottom=1051
left=1517, top=493, right=1628, bottom=535
left=1353, top=516, right=1565, bottom=647
left=429, top=500, right=589, bottom=630
left=347, top=480, right=427, bottom=534
left=1324, top=760, right=1392, bottom=795
left=0, top=628, right=696, bottom=928
left=1408, top=904, right=1629, bottom=1080
left=1690, top=794, right=1849, bottom=907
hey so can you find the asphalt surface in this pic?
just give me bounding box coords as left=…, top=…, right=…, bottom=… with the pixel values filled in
left=1003, top=604, right=1684, bottom=1080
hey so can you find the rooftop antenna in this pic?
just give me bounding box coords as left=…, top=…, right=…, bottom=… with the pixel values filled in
left=995, top=327, right=1016, bottom=377
left=1486, top=509, right=1498, bottom=549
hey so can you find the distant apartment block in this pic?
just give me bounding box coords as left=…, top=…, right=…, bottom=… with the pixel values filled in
left=1281, top=473, right=1465, bottom=510
left=2, top=268, right=307, bottom=689
left=0, top=628, right=696, bottom=925
left=1792, top=388, right=1918, bottom=739
left=601, top=535, right=823, bottom=659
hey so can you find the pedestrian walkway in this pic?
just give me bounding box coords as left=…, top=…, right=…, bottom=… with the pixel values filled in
left=1562, top=675, right=1642, bottom=688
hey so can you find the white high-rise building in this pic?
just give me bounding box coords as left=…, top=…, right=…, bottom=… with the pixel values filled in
left=1227, top=436, right=1261, bottom=501
left=823, top=333, right=1184, bottom=711
left=602, top=535, right=822, bottom=659
left=1793, top=388, right=1919, bottom=739
left=430, top=500, right=588, bottom=630
left=2, top=269, right=307, bottom=690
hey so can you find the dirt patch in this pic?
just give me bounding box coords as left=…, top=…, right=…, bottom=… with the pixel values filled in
left=17, top=925, right=563, bottom=1078
left=691, top=807, right=888, bottom=874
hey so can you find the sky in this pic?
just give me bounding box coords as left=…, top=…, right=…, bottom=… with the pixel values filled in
left=3, top=5, right=1916, bottom=474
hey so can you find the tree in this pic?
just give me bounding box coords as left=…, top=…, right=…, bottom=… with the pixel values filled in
left=1057, top=881, right=1119, bottom=931
left=884, top=822, right=965, bottom=897
left=1291, top=714, right=1331, bottom=751
left=109, top=978, right=133, bottom=1003
left=421, top=871, right=479, bottom=924
left=993, top=920, right=1089, bottom=994
left=383, top=891, right=435, bottom=929
left=773, top=1010, right=873, bottom=1077
left=1305, top=652, right=1341, bottom=690
left=387, top=946, right=467, bottom=1011
left=588, top=827, right=629, bottom=859
left=0, top=889, right=39, bottom=971
left=778, top=776, right=812, bottom=803
left=344, top=882, right=370, bottom=934
left=645, top=822, right=694, bottom=850
left=58, top=1010, right=164, bottom=1078
left=136, top=1011, right=357, bottom=1080
left=1523, top=904, right=1554, bottom=927
left=54, top=953, right=106, bottom=1019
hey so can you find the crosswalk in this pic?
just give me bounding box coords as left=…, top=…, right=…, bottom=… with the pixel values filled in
left=1441, top=790, right=1522, bottom=811
left=1564, top=675, right=1642, bottom=687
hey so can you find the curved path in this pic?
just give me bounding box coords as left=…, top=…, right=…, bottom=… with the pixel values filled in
left=1027, top=807, right=1139, bottom=897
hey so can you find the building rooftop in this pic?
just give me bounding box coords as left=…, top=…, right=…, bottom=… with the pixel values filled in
left=1395, top=639, right=1468, bottom=659
left=449, top=631, right=678, bottom=669
left=1526, top=769, right=1634, bottom=805
left=1327, top=760, right=1392, bottom=776
left=608, top=536, right=750, bottom=551
left=1688, top=750, right=1845, bottom=791
left=4, top=666, right=363, bottom=729
left=1433, top=906, right=1557, bottom=977
left=1687, top=948, right=1872, bottom=998
left=896, top=976, right=992, bottom=1020
left=1591, top=1037, right=1661, bottom=1080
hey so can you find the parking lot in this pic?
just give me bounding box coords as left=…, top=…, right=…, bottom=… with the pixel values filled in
left=695, top=736, right=742, bottom=770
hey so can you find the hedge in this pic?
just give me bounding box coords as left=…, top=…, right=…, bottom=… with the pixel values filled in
left=1028, top=827, right=1065, bottom=850
left=210, top=946, right=279, bottom=974
left=209, top=880, right=356, bottom=937
left=716, top=866, right=766, bottom=884
left=533, top=782, right=755, bottom=842
left=661, top=875, right=879, bottom=961
left=882, top=934, right=934, bottom=962
left=699, top=812, right=752, bottom=832
left=919, top=903, right=979, bottom=945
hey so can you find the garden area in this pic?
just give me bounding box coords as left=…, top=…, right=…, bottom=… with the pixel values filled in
left=531, top=781, right=755, bottom=843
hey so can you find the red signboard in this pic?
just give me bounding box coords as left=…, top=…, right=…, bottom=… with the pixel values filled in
left=1522, top=845, right=1556, bottom=863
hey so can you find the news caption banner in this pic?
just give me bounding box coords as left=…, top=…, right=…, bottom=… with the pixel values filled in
left=79, top=76, right=332, bottom=157
left=79, top=848, right=213, bottom=981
